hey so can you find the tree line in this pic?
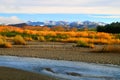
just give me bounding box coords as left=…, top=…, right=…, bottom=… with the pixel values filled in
left=97, top=22, right=120, bottom=33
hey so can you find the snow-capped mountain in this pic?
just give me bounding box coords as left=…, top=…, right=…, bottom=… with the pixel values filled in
left=27, top=21, right=45, bottom=26
left=9, top=21, right=107, bottom=28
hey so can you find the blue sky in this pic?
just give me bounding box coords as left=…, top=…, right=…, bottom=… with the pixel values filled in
left=0, top=14, right=120, bottom=24
left=0, top=0, right=120, bottom=24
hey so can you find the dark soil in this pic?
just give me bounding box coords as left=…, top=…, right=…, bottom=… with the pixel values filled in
left=0, top=66, right=57, bottom=80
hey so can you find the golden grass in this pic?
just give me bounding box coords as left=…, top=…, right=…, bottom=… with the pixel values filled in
left=38, top=36, right=46, bottom=42
left=24, top=37, right=33, bottom=41
left=92, top=45, right=120, bottom=53
left=4, top=42, right=12, bottom=48
left=76, top=40, right=95, bottom=48
left=0, top=26, right=120, bottom=44
left=0, top=38, right=12, bottom=48
left=14, top=35, right=26, bottom=45
left=0, top=38, right=4, bottom=45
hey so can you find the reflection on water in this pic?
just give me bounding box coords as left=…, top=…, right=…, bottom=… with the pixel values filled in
left=0, top=56, right=120, bottom=80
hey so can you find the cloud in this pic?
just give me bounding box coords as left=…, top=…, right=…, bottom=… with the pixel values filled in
left=0, top=6, right=119, bottom=14
left=91, top=15, right=120, bottom=19
left=1, top=0, right=119, bottom=7
left=0, top=16, right=24, bottom=24
left=0, top=0, right=120, bottom=14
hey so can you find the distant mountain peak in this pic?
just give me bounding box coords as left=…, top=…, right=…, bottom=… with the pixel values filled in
left=26, top=20, right=107, bottom=28
left=8, top=20, right=107, bottom=28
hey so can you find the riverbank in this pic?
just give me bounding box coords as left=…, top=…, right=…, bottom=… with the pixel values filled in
left=0, top=66, right=57, bottom=80
left=0, top=42, right=120, bottom=65
left=0, top=56, right=120, bottom=80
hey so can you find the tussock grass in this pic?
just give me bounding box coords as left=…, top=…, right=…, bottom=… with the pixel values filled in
left=0, top=38, right=12, bottom=48
left=38, top=36, right=46, bottom=42
left=76, top=40, right=94, bottom=48
left=24, top=37, right=33, bottom=41
left=0, top=38, right=4, bottom=45
left=14, top=35, right=26, bottom=45
left=92, top=45, right=120, bottom=53
left=3, top=42, right=12, bottom=48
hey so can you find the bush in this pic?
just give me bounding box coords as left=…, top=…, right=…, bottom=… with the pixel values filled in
left=115, top=34, right=120, bottom=39
left=92, top=45, right=120, bottom=53
left=0, top=38, right=4, bottom=45
left=4, top=42, right=12, bottom=48
left=37, top=36, right=46, bottom=42
left=0, top=35, right=6, bottom=41
left=0, top=31, right=20, bottom=37
left=14, top=35, right=26, bottom=45
left=56, top=34, right=69, bottom=39
left=0, top=38, right=12, bottom=48
left=24, top=37, right=33, bottom=41
left=76, top=40, right=94, bottom=48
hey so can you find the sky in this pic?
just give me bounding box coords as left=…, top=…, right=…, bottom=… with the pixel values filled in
left=0, top=0, right=120, bottom=24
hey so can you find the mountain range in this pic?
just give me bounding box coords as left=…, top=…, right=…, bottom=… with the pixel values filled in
left=27, top=21, right=106, bottom=28
left=9, top=21, right=107, bottom=28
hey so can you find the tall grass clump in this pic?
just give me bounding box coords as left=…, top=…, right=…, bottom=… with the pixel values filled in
left=4, top=42, right=12, bottom=48
left=14, top=35, right=26, bottom=45
left=24, top=37, right=33, bottom=41
left=37, top=36, right=46, bottom=42
left=0, top=38, right=5, bottom=47
left=0, top=38, right=12, bottom=48
left=76, top=40, right=94, bottom=48
left=92, top=45, right=120, bottom=53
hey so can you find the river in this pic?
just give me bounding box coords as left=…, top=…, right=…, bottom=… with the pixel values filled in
left=0, top=56, right=120, bottom=80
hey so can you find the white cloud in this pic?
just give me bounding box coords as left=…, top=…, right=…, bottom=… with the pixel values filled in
left=0, top=6, right=119, bottom=14
left=0, top=0, right=120, bottom=14
left=1, top=0, right=119, bottom=7
left=0, top=16, right=24, bottom=24
left=91, top=15, right=120, bottom=18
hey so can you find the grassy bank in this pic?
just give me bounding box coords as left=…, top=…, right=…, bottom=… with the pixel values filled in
left=0, top=66, right=57, bottom=80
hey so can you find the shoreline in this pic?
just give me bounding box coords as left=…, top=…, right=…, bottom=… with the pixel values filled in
left=0, top=66, right=58, bottom=80
left=1, top=55, right=120, bottom=67
left=1, top=56, right=120, bottom=80
left=0, top=42, right=120, bottom=65
left=0, top=49, right=120, bottom=65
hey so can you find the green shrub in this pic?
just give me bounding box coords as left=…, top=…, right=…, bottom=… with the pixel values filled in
left=56, top=34, right=69, bottom=39
left=0, top=31, right=20, bottom=37
left=115, top=34, right=120, bottom=39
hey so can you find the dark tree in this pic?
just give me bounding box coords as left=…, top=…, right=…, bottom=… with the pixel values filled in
left=97, top=22, right=120, bottom=33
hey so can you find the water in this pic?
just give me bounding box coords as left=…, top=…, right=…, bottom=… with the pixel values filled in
left=0, top=56, right=120, bottom=80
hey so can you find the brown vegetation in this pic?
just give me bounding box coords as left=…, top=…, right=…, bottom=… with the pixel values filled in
left=0, top=38, right=12, bottom=48
left=0, top=25, right=120, bottom=45
left=0, top=25, right=120, bottom=65
left=76, top=40, right=94, bottom=48
left=92, top=45, right=120, bottom=53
